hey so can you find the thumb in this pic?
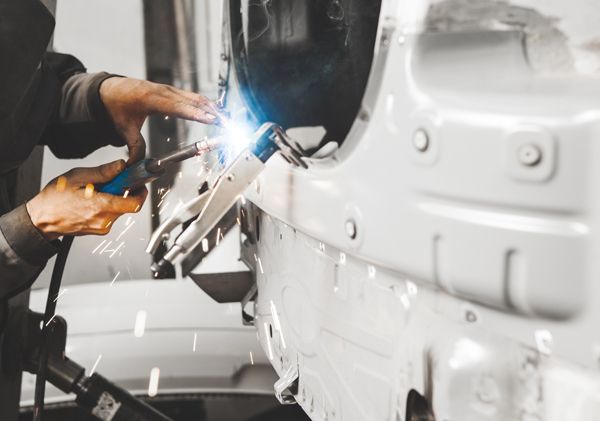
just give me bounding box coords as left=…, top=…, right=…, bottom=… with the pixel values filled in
left=66, top=160, right=126, bottom=186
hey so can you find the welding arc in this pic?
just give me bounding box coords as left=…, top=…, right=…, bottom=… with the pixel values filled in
left=33, top=235, right=74, bottom=421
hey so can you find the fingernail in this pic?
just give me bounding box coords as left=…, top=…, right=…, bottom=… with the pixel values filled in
left=84, top=183, right=95, bottom=199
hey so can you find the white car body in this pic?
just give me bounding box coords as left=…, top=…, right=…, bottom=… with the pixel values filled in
left=216, top=0, right=600, bottom=420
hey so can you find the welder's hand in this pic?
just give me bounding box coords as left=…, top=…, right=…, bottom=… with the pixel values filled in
left=99, top=77, right=220, bottom=164
left=26, top=160, right=147, bottom=240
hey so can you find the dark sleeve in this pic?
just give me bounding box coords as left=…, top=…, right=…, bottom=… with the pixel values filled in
left=0, top=205, right=58, bottom=300
left=0, top=0, right=55, bottom=120
left=39, top=52, right=126, bottom=159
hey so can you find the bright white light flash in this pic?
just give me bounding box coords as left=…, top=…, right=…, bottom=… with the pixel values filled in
left=219, top=118, right=255, bottom=162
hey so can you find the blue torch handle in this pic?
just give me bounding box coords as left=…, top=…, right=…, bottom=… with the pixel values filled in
left=96, top=159, right=161, bottom=196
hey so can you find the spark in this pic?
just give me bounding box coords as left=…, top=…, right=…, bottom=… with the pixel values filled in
left=201, top=238, right=209, bottom=252
left=122, top=189, right=130, bottom=198
left=216, top=227, right=221, bottom=246
left=236, top=217, right=241, bottom=225
left=116, top=220, right=135, bottom=241
left=45, top=314, right=57, bottom=327
left=110, top=271, right=120, bottom=286
left=100, top=240, right=113, bottom=254
left=164, top=115, right=170, bottom=120
left=56, top=176, right=67, bottom=192
left=160, top=188, right=171, bottom=200
left=257, top=257, right=264, bottom=274
left=84, top=183, right=95, bottom=199
left=148, top=367, right=160, bottom=397
left=249, top=351, right=254, bottom=365
left=90, top=354, right=102, bottom=375
left=53, top=288, right=68, bottom=302
left=270, top=301, right=281, bottom=331
left=134, top=310, right=147, bottom=338
left=166, top=137, right=171, bottom=142
left=109, top=242, right=125, bottom=258
left=92, top=240, right=106, bottom=254
left=193, top=333, right=198, bottom=352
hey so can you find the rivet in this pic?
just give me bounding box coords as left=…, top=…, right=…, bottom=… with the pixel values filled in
left=345, top=219, right=357, bottom=239
left=518, top=144, right=542, bottom=166
left=227, top=173, right=236, bottom=182
left=412, top=129, right=429, bottom=152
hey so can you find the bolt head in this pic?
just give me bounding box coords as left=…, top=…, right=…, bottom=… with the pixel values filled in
left=345, top=219, right=357, bottom=239
left=518, top=144, right=542, bottom=166
left=412, top=129, right=430, bottom=152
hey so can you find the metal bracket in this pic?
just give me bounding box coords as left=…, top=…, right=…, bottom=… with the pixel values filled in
left=188, top=271, right=254, bottom=303
left=274, top=364, right=300, bottom=405
left=241, top=283, right=258, bottom=326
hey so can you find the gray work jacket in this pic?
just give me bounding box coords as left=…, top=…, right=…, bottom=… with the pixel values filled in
left=0, top=0, right=124, bottom=300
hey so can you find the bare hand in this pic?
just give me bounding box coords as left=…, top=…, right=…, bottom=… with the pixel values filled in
left=99, top=77, right=220, bottom=164
left=26, top=160, right=147, bottom=240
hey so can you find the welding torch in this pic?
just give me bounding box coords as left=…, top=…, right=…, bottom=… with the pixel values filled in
left=96, top=137, right=221, bottom=196
left=147, top=122, right=306, bottom=277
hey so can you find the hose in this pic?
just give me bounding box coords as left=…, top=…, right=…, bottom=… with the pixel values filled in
left=33, top=235, right=74, bottom=421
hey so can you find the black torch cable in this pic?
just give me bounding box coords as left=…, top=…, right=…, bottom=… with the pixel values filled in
left=33, top=235, right=74, bottom=421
